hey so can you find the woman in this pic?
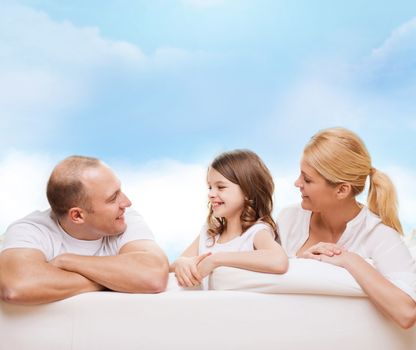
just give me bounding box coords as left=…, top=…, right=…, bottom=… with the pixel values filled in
left=277, top=127, right=416, bottom=328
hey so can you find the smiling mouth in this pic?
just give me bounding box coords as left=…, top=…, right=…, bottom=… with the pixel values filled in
left=211, top=202, right=224, bottom=209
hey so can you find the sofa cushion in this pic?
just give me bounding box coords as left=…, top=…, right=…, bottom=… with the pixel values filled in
left=209, top=258, right=366, bottom=297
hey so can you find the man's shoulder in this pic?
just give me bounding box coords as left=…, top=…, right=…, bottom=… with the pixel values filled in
left=117, top=208, right=154, bottom=242
left=7, top=209, right=58, bottom=233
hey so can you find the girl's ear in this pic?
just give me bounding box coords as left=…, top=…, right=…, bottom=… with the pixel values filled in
left=336, top=183, right=352, bottom=199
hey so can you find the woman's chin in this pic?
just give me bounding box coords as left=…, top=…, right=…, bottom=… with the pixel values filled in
left=300, top=200, right=312, bottom=210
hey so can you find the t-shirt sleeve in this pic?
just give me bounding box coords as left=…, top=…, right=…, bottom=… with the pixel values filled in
left=116, top=209, right=155, bottom=252
left=1, top=222, right=53, bottom=260
left=369, top=226, right=416, bottom=301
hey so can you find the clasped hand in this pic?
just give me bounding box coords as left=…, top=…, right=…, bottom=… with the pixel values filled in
left=174, top=252, right=216, bottom=288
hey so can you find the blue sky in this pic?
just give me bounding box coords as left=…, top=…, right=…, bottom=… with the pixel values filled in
left=1, top=0, right=416, bottom=258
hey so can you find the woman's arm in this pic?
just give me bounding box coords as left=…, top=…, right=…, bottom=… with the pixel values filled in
left=197, top=230, right=289, bottom=278
left=303, top=244, right=416, bottom=329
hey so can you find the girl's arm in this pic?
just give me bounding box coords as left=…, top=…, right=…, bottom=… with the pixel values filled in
left=303, top=244, right=416, bottom=329
left=170, top=235, right=211, bottom=287
left=197, top=230, right=288, bottom=277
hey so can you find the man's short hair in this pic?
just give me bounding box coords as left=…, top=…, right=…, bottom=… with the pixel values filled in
left=46, top=155, right=101, bottom=217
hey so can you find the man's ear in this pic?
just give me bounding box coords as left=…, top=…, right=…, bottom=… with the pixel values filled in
left=336, top=183, right=352, bottom=200
left=68, top=207, right=85, bottom=224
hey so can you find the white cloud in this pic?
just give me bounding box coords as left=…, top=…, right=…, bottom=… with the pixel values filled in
left=0, top=151, right=54, bottom=233
left=364, top=16, right=416, bottom=87
left=371, top=17, right=416, bottom=61
left=384, top=165, right=416, bottom=234
left=0, top=2, right=213, bottom=147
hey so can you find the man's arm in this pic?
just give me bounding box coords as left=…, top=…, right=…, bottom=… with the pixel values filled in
left=51, top=240, right=169, bottom=293
left=0, top=248, right=104, bottom=305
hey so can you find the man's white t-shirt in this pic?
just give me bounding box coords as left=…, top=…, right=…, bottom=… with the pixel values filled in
left=1, top=208, right=154, bottom=261
left=277, top=204, right=416, bottom=300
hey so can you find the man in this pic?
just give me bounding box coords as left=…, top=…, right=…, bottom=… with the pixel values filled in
left=0, top=155, right=169, bottom=305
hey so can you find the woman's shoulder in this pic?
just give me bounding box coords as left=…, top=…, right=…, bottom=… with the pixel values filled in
left=277, top=204, right=310, bottom=223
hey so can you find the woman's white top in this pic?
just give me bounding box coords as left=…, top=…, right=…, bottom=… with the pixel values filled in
left=277, top=204, right=416, bottom=300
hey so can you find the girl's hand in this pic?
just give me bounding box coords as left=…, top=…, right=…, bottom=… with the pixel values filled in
left=299, top=242, right=343, bottom=260
left=173, top=253, right=211, bottom=287
left=196, top=254, right=219, bottom=279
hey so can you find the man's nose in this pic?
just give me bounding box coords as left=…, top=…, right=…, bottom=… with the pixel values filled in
left=120, top=192, right=132, bottom=207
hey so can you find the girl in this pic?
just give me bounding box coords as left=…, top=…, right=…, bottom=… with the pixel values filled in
left=278, top=127, right=416, bottom=328
left=171, top=149, right=288, bottom=288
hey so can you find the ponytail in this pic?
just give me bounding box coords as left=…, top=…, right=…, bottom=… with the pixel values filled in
left=367, top=168, right=403, bottom=234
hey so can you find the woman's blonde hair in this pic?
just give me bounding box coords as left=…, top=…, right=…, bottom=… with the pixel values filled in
left=206, top=149, right=277, bottom=240
left=303, top=127, right=403, bottom=234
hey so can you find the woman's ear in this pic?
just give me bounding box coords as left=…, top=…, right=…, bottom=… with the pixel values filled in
left=336, top=183, right=352, bottom=199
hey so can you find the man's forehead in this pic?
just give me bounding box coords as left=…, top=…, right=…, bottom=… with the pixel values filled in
left=81, top=165, right=121, bottom=192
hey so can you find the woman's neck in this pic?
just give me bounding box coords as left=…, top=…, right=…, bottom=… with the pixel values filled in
left=312, top=199, right=362, bottom=239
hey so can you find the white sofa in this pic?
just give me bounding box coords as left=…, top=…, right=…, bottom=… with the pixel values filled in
left=1, top=259, right=415, bottom=350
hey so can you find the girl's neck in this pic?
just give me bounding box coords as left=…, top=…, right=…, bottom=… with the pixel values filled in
left=223, top=214, right=242, bottom=237
left=312, top=199, right=362, bottom=238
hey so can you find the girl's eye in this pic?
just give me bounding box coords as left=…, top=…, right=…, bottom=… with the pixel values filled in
left=218, top=186, right=226, bottom=190
left=304, top=178, right=311, bottom=184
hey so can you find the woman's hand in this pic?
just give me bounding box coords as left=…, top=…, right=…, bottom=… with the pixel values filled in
left=299, top=242, right=343, bottom=260
left=173, top=253, right=211, bottom=287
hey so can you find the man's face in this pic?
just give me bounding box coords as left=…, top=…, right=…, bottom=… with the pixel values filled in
left=81, top=164, right=132, bottom=238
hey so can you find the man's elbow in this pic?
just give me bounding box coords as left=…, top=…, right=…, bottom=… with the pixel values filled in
left=145, top=273, right=168, bottom=293
left=132, top=263, right=169, bottom=294
left=1, top=283, right=29, bottom=304
left=397, top=307, right=416, bottom=329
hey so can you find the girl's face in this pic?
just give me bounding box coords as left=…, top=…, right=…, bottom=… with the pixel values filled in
left=294, top=159, right=339, bottom=212
left=207, top=167, right=245, bottom=220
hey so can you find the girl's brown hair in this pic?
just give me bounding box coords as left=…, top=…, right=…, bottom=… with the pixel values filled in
left=206, top=149, right=277, bottom=240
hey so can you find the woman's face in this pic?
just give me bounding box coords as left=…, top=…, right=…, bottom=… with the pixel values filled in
left=294, top=159, right=340, bottom=212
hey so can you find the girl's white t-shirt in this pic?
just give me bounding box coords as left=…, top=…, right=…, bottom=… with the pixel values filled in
left=198, top=222, right=274, bottom=255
